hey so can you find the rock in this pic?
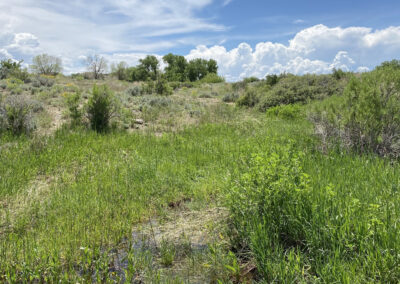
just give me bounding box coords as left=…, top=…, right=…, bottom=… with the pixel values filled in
left=134, top=119, right=144, bottom=125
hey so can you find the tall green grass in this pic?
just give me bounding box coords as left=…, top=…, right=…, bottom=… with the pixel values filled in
left=0, top=113, right=311, bottom=282
left=227, top=123, right=400, bottom=282
left=2, top=104, right=400, bottom=282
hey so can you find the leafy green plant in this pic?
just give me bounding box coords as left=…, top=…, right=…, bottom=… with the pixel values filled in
left=266, top=104, right=302, bottom=120
left=64, top=92, right=82, bottom=127
left=86, top=84, right=116, bottom=132
left=160, top=239, right=176, bottom=266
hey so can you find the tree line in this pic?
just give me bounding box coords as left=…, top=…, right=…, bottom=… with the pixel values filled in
left=0, top=53, right=221, bottom=83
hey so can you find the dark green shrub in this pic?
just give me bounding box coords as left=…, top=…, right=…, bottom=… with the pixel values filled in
left=332, top=68, right=346, bottom=80
left=257, top=74, right=341, bottom=111
left=243, top=77, right=259, bottom=84
left=168, top=81, right=181, bottom=90
left=86, top=85, right=116, bottom=132
left=310, top=68, right=400, bottom=158
left=265, top=74, right=279, bottom=86
left=236, top=90, right=259, bottom=107
left=155, top=78, right=172, bottom=96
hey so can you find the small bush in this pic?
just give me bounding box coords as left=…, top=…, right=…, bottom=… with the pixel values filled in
left=86, top=85, right=116, bottom=132
left=155, top=78, right=172, bottom=96
left=266, top=104, right=302, bottom=120
left=125, top=85, right=142, bottom=97
left=200, top=73, right=225, bottom=83
left=64, top=92, right=82, bottom=127
left=149, top=97, right=172, bottom=107
left=143, top=79, right=154, bottom=94
left=310, top=68, right=400, bottom=158
left=0, top=96, right=35, bottom=135
left=31, top=75, right=55, bottom=88
left=231, top=81, right=247, bottom=93
left=236, top=90, right=259, bottom=107
left=222, top=93, right=239, bottom=103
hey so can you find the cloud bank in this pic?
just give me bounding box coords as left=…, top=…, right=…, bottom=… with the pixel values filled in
left=186, top=25, right=400, bottom=81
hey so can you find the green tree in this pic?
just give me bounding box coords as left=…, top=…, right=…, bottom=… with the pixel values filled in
left=0, top=59, right=29, bottom=81
left=30, top=54, right=62, bottom=75
left=207, top=59, right=218, bottom=74
left=139, top=55, right=159, bottom=80
left=163, top=53, right=188, bottom=82
left=186, top=59, right=208, bottom=81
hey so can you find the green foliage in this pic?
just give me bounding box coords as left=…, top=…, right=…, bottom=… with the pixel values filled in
left=31, top=75, right=55, bottom=87
left=30, top=54, right=62, bottom=75
left=332, top=68, right=347, bottom=80
left=266, top=104, right=302, bottom=120
left=125, top=85, right=142, bottom=96
left=0, top=59, right=30, bottom=82
left=143, top=78, right=155, bottom=94
left=139, top=55, right=160, bottom=81
left=376, top=59, right=400, bottom=71
left=236, top=90, right=259, bottom=107
left=310, top=67, right=400, bottom=158
left=228, top=140, right=400, bottom=282
left=0, top=96, right=35, bottom=135
left=265, top=74, right=279, bottom=86
left=86, top=85, right=116, bottom=132
left=222, top=93, right=239, bottom=103
left=160, top=239, right=176, bottom=266
left=257, top=74, right=341, bottom=111
left=228, top=143, right=312, bottom=280
left=243, top=77, right=259, bottom=84
left=163, top=53, right=188, bottom=82
left=155, top=78, right=172, bottom=96
left=199, top=73, right=225, bottom=83
left=111, top=61, right=128, bottom=80
left=64, top=92, right=82, bottom=127
left=187, top=59, right=219, bottom=82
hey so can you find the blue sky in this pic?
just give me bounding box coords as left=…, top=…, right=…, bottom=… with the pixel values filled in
left=1, top=0, right=400, bottom=80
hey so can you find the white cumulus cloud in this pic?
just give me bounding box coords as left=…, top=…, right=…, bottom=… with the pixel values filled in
left=186, top=24, right=400, bottom=81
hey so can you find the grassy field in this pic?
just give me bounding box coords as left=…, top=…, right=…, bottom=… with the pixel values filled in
left=1, top=74, right=400, bottom=282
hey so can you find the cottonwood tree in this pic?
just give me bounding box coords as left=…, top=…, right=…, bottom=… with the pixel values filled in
left=86, top=55, right=108, bottom=79
left=163, top=53, right=188, bottom=82
left=30, top=54, right=62, bottom=75
left=138, top=55, right=159, bottom=80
